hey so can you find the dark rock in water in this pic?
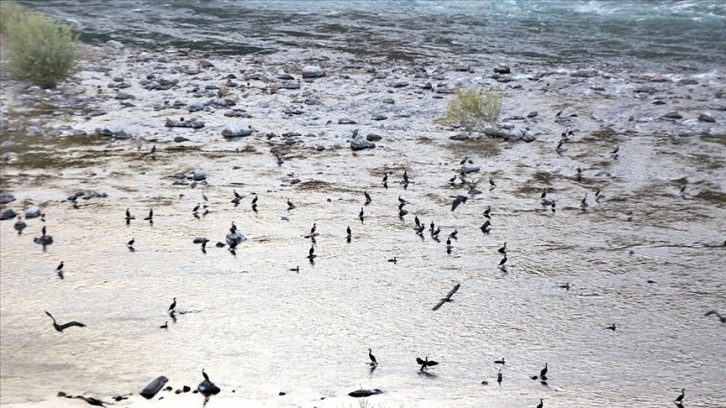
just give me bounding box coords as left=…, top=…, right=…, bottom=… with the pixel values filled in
left=174, top=136, right=190, bottom=142
left=140, top=376, right=169, bottom=399
left=449, top=132, right=469, bottom=141
left=175, top=389, right=182, bottom=394
left=338, top=118, right=357, bottom=125
left=484, top=126, right=507, bottom=138
left=209, top=98, right=228, bottom=108
left=25, top=206, right=41, bottom=219
left=366, top=133, right=382, bottom=142
left=301, top=65, right=325, bottom=79
left=226, top=230, right=247, bottom=246
left=0, top=208, right=17, bottom=220
left=96, top=125, right=131, bottom=139
left=193, top=237, right=210, bottom=244
left=351, top=139, right=376, bottom=151
left=115, top=92, right=136, bottom=100
left=493, top=64, right=510, bottom=74
left=527, top=111, right=538, bottom=118
left=182, top=385, right=191, bottom=393
left=372, top=114, right=387, bottom=121
left=193, top=171, right=206, bottom=181
left=222, top=123, right=252, bottom=138
left=279, top=391, right=286, bottom=396
left=678, top=78, right=699, bottom=85
left=698, top=112, right=716, bottom=123
left=571, top=67, right=598, bottom=77
left=198, top=379, right=221, bottom=396
left=391, top=81, right=409, bottom=88
left=0, top=193, right=15, bottom=204
left=348, top=388, right=383, bottom=398
left=165, top=118, right=205, bottom=128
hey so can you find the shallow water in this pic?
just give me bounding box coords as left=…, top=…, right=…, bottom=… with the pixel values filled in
left=1, top=117, right=725, bottom=407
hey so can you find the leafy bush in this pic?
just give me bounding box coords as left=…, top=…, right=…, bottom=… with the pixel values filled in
left=437, top=88, right=502, bottom=131
left=0, top=1, right=27, bottom=35
left=3, top=2, right=79, bottom=89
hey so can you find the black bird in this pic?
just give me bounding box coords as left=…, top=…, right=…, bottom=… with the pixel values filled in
left=42, top=225, right=46, bottom=236
left=611, top=145, right=619, bottom=155
left=414, top=216, right=421, bottom=227
left=705, top=310, right=726, bottom=323
left=368, top=349, right=378, bottom=366
left=307, top=245, right=316, bottom=262
left=127, top=238, right=135, bottom=247
left=168, top=297, right=176, bottom=312
left=398, top=201, right=408, bottom=210
left=497, top=370, right=503, bottom=385
left=489, top=178, right=496, bottom=188
left=388, top=257, right=397, bottom=264
left=451, top=195, right=468, bottom=211
left=45, top=311, right=86, bottom=332
left=14, top=216, right=27, bottom=235
left=494, top=358, right=505, bottom=365
left=287, top=199, right=295, bottom=210
left=606, top=323, right=616, bottom=331
left=431, top=227, right=441, bottom=238
left=382, top=173, right=388, bottom=184
left=359, top=207, right=364, bottom=222
left=57, top=261, right=64, bottom=272
left=429, top=221, right=435, bottom=233
left=416, top=356, right=438, bottom=372
left=481, top=220, right=491, bottom=233
left=675, top=389, right=685, bottom=403
left=290, top=266, right=300, bottom=273
left=449, top=229, right=458, bottom=239
left=580, top=193, right=588, bottom=209
left=160, top=321, right=168, bottom=329
left=432, top=283, right=461, bottom=311
left=251, top=195, right=258, bottom=205
left=541, top=189, right=547, bottom=199
left=252, top=203, right=258, bottom=213
left=560, top=282, right=571, bottom=291
left=576, top=166, right=582, bottom=182
left=499, top=255, right=508, bottom=267
left=310, top=223, right=317, bottom=235
left=498, top=242, right=507, bottom=254
left=536, top=399, right=544, bottom=408
left=448, top=175, right=457, bottom=185
left=399, top=208, right=408, bottom=218
left=193, top=203, right=200, bottom=213
left=398, top=195, right=408, bottom=205
left=202, top=369, right=210, bottom=382
left=233, top=190, right=242, bottom=200
left=540, top=363, right=548, bottom=380
left=125, top=208, right=134, bottom=222
left=201, top=240, right=207, bottom=254
left=144, top=208, right=153, bottom=223
left=346, top=225, right=351, bottom=237
left=364, top=191, right=372, bottom=205
left=555, top=139, right=565, bottom=153
left=402, top=170, right=409, bottom=184
left=595, top=188, right=605, bottom=203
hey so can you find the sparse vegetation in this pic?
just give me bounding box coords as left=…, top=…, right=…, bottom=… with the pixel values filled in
left=1, top=1, right=80, bottom=89
left=436, top=88, right=502, bottom=132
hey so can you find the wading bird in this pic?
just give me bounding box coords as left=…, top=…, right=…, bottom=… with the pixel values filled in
left=416, top=356, right=438, bottom=372
left=368, top=349, right=378, bottom=366
left=705, top=310, right=726, bottom=323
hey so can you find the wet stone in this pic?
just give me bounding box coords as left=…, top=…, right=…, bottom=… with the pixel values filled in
left=25, top=206, right=41, bottom=219
left=188, top=102, right=206, bottom=112
left=351, top=139, right=376, bottom=151
left=449, top=132, right=469, bottom=141
left=0, top=193, right=16, bottom=204
left=0, top=208, right=17, bottom=220
left=493, top=64, right=511, bottom=74
left=698, top=113, right=716, bottom=123
left=301, top=65, right=325, bottom=79
left=366, top=133, right=382, bottom=142
left=338, top=118, right=357, bottom=125
left=114, top=92, right=136, bottom=100
left=193, top=171, right=206, bottom=181
left=222, top=123, right=252, bottom=138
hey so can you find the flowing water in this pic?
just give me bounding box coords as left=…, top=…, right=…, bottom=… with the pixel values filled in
left=1, top=1, right=726, bottom=408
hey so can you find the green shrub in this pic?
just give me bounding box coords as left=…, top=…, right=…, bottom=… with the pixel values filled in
left=4, top=4, right=79, bottom=89
left=0, top=1, right=27, bottom=35
left=437, top=88, right=502, bottom=132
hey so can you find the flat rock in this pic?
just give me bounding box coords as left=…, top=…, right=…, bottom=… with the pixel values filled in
left=140, top=376, right=168, bottom=399
left=698, top=113, right=715, bottom=123
left=493, top=64, right=511, bottom=74
left=165, top=118, right=205, bottom=128
left=449, top=132, right=469, bottom=141
left=25, top=206, right=41, bottom=218
left=96, top=125, right=131, bottom=139
left=483, top=126, right=507, bottom=138
left=0, top=208, right=17, bottom=220
left=366, top=133, right=382, bottom=142
left=348, top=388, right=383, bottom=398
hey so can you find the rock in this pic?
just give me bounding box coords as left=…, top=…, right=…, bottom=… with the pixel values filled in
left=182, top=386, right=191, bottom=393
left=193, top=237, right=210, bottom=244
left=140, top=376, right=169, bottom=399
left=449, top=132, right=469, bottom=141
left=483, top=126, right=507, bottom=138
left=193, top=171, right=206, bottom=181
left=0, top=208, right=17, bottom=220
left=493, top=64, right=510, bottom=74
left=698, top=113, right=716, bottom=123
left=34, top=235, right=53, bottom=246
left=198, top=379, right=221, bottom=397
left=571, top=68, right=598, bottom=78
left=226, top=230, right=247, bottom=246
left=25, top=206, right=41, bottom=219
left=174, top=136, right=190, bottom=142
left=522, top=132, right=537, bottom=143
left=279, top=391, right=286, bottom=396
left=372, top=114, right=387, bottom=121
left=105, top=40, right=124, bottom=49
left=96, top=125, right=131, bottom=139
left=115, top=92, right=136, bottom=100
left=348, top=388, right=383, bottom=398
left=338, top=118, right=357, bottom=125
left=0, top=193, right=15, bottom=204
left=165, top=118, right=205, bottom=128
left=188, top=102, right=206, bottom=112
left=301, top=66, right=325, bottom=79
left=222, top=123, right=252, bottom=138
left=351, top=139, right=376, bottom=151
left=678, top=78, right=699, bottom=85
left=366, top=134, right=382, bottom=142
left=461, top=165, right=480, bottom=174
left=662, top=111, right=683, bottom=120
left=391, top=81, right=409, bottom=88
left=527, top=111, right=538, bottom=118
left=209, top=98, right=228, bottom=108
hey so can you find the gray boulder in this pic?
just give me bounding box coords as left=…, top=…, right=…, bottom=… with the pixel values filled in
left=25, top=206, right=42, bottom=219
left=222, top=123, right=252, bottom=138
left=0, top=208, right=17, bottom=220
left=165, top=118, right=205, bottom=129
left=301, top=66, right=325, bottom=79
left=0, top=193, right=15, bottom=204
left=193, top=171, right=206, bottom=181
left=351, top=139, right=376, bottom=151
left=188, top=102, right=206, bottom=112
left=96, top=125, right=131, bottom=139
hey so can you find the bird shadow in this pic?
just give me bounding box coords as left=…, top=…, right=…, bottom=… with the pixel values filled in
left=417, top=371, right=437, bottom=378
